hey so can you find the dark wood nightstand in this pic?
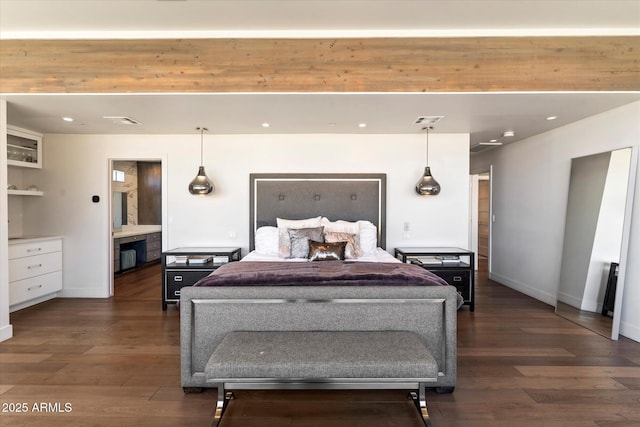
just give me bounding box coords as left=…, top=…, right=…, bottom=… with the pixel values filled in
left=161, top=247, right=241, bottom=310
left=395, top=247, right=475, bottom=311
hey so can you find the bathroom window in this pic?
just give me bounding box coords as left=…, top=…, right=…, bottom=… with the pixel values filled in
left=112, top=169, right=125, bottom=182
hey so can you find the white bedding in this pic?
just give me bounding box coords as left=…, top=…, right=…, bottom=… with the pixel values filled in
left=242, top=247, right=401, bottom=263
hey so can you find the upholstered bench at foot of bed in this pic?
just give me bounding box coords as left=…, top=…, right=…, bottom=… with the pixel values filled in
left=205, top=331, right=439, bottom=427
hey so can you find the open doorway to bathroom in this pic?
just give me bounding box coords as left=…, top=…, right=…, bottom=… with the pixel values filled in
left=109, top=159, right=163, bottom=297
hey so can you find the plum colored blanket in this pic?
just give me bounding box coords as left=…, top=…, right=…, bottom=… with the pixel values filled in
left=194, top=261, right=451, bottom=288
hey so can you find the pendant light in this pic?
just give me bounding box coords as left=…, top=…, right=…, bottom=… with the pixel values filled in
left=415, top=126, right=441, bottom=196
left=188, top=127, right=215, bottom=195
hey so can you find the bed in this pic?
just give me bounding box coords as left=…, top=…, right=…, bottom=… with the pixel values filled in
left=180, top=174, right=459, bottom=402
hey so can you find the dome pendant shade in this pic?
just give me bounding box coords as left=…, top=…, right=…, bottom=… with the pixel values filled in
left=188, top=126, right=215, bottom=195
left=415, top=167, right=441, bottom=195
left=189, top=166, right=214, bottom=195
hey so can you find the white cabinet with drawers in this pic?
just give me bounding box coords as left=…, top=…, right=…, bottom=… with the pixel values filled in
left=8, top=237, right=63, bottom=311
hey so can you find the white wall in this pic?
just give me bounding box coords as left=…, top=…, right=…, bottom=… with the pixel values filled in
left=16, top=132, right=469, bottom=300
left=471, top=101, right=640, bottom=342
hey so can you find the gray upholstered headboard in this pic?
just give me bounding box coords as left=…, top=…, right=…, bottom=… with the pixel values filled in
left=250, top=173, right=387, bottom=251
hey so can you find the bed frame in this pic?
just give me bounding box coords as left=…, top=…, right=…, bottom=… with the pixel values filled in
left=180, top=173, right=458, bottom=419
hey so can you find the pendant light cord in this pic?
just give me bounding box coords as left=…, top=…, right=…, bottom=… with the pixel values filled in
left=197, top=127, right=208, bottom=166
left=423, top=126, right=431, bottom=165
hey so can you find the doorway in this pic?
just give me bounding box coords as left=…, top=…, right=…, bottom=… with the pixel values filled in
left=471, top=170, right=492, bottom=275
left=478, top=173, right=490, bottom=263
left=109, top=158, right=164, bottom=297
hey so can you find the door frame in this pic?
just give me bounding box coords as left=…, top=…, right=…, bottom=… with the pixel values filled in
left=470, top=165, right=493, bottom=273
left=108, top=155, right=168, bottom=297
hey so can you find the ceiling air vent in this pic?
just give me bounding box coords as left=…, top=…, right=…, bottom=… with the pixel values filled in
left=103, top=116, right=142, bottom=125
left=470, top=143, right=501, bottom=153
left=414, top=116, right=444, bottom=126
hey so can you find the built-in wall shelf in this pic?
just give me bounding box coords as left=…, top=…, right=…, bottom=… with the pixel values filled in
left=8, top=190, right=44, bottom=196
left=7, top=126, right=42, bottom=169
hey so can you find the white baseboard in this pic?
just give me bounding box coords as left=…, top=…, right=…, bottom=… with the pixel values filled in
left=489, top=272, right=557, bottom=306
left=0, top=324, right=13, bottom=342
left=58, top=288, right=110, bottom=298
left=619, top=319, right=640, bottom=343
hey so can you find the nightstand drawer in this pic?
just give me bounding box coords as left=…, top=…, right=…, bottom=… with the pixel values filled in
left=429, top=270, right=471, bottom=301
left=161, top=247, right=242, bottom=310
left=165, top=270, right=213, bottom=301
left=395, top=247, right=475, bottom=311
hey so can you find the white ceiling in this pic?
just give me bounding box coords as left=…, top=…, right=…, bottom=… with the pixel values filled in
left=2, top=1, right=639, bottom=37
left=1, top=0, right=639, bottom=150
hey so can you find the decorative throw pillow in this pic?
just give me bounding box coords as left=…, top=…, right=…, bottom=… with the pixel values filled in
left=323, top=231, right=361, bottom=259
left=287, top=227, right=324, bottom=259
left=277, top=217, right=322, bottom=258
left=308, top=240, right=347, bottom=261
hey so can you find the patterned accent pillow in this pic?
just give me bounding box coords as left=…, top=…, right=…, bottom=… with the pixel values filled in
left=323, top=231, right=361, bottom=259
left=308, top=240, right=347, bottom=261
left=287, top=227, right=324, bottom=259
left=277, top=217, right=322, bottom=258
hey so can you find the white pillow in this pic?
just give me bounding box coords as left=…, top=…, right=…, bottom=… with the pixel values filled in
left=357, top=220, right=378, bottom=256
left=254, top=226, right=279, bottom=256
left=321, top=217, right=359, bottom=234
left=277, top=216, right=322, bottom=258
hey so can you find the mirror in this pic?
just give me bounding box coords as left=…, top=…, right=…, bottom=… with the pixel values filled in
left=112, top=191, right=128, bottom=231
left=556, top=147, right=637, bottom=339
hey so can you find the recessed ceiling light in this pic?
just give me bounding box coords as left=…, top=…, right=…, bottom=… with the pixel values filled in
left=546, top=115, right=558, bottom=121
left=358, top=123, right=367, bottom=128
left=261, top=122, right=270, bottom=128
left=328, top=122, right=336, bottom=127
left=62, top=117, right=74, bottom=122
left=502, top=130, right=515, bottom=137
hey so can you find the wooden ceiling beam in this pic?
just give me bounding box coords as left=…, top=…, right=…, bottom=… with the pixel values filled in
left=1, top=36, right=638, bottom=93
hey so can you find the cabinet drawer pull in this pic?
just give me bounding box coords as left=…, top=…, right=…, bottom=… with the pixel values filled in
left=27, top=247, right=42, bottom=253
left=175, top=290, right=181, bottom=296
left=28, top=263, right=43, bottom=270
left=452, top=276, right=463, bottom=282
left=27, top=284, right=43, bottom=291
left=174, top=275, right=183, bottom=282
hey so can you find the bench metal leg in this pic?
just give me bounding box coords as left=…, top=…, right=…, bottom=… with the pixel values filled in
left=212, top=384, right=233, bottom=427
left=409, top=383, right=433, bottom=427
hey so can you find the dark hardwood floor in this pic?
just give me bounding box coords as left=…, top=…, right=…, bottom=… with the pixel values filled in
left=1, top=260, right=639, bottom=426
